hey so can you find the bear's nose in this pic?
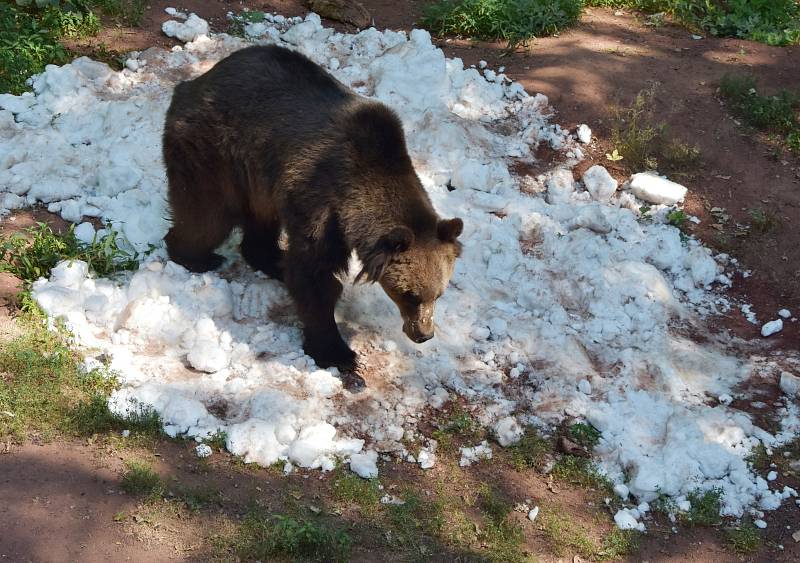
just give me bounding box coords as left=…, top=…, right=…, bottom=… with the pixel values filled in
left=413, top=332, right=433, bottom=343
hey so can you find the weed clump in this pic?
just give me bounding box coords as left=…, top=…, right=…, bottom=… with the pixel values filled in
left=420, top=0, right=583, bottom=47
left=720, top=74, right=800, bottom=152
left=685, top=487, right=723, bottom=526
left=610, top=88, right=702, bottom=177
left=232, top=510, right=352, bottom=562
left=121, top=461, right=163, bottom=497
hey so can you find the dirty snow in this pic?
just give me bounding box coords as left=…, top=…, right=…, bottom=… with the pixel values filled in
left=1, top=12, right=798, bottom=520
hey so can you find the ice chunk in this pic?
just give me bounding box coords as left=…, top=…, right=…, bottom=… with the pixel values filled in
left=350, top=450, right=379, bottom=478
left=195, top=443, right=212, bottom=458
left=493, top=416, right=523, bottom=447
left=582, top=165, right=617, bottom=202
left=546, top=168, right=575, bottom=204
left=162, top=14, right=209, bottom=42
left=761, top=319, right=783, bottom=337
left=780, top=372, right=799, bottom=398
left=629, top=172, right=688, bottom=205
left=577, top=124, right=592, bottom=144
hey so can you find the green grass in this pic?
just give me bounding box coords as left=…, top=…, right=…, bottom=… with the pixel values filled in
left=431, top=404, right=485, bottom=451
left=89, top=0, right=146, bottom=27
left=1, top=222, right=143, bottom=287
left=476, top=485, right=529, bottom=562
left=331, top=468, right=382, bottom=517
left=508, top=428, right=552, bottom=471
left=179, top=485, right=222, bottom=511
left=230, top=510, right=352, bottom=563
left=551, top=455, right=613, bottom=493
left=568, top=422, right=601, bottom=449
left=720, top=74, right=800, bottom=152
left=587, top=1, right=800, bottom=45
left=725, top=520, right=762, bottom=554
left=121, top=460, right=164, bottom=497
left=610, top=88, right=702, bottom=177
left=685, top=487, right=723, bottom=526
left=420, top=0, right=583, bottom=47
left=0, top=312, right=160, bottom=441
left=667, top=209, right=688, bottom=229
left=540, top=506, right=639, bottom=559
left=540, top=509, right=597, bottom=558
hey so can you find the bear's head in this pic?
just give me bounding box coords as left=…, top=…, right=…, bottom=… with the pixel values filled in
left=358, top=218, right=463, bottom=343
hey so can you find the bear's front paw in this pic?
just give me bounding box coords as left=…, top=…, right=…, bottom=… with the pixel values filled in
left=304, top=338, right=357, bottom=371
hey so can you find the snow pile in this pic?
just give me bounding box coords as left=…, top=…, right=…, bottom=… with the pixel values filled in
left=1, top=12, right=799, bottom=520
left=162, top=13, right=209, bottom=42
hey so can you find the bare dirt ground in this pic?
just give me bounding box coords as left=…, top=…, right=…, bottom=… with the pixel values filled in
left=2, top=2, right=800, bottom=562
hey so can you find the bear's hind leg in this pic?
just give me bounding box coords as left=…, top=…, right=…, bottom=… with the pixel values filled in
left=241, top=221, right=284, bottom=280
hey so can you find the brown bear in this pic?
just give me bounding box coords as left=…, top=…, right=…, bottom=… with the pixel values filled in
left=162, top=45, right=463, bottom=372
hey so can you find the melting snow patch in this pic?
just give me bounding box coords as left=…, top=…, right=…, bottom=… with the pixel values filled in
left=195, top=443, right=212, bottom=458
left=576, top=124, right=592, bottom=144
left=350, top=450, right=379, bottom=478
left=459, top=441, right=493, bottom=466
left=1, top=10, right=797, bottom=521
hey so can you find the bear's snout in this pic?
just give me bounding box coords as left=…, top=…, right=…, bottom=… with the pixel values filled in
left=403, top=317, right=434, bottom=344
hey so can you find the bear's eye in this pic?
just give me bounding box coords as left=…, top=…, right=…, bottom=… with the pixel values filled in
left=403, top=292, right=422, bottom=307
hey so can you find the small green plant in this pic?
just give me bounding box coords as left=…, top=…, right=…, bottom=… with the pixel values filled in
left=597, top=528, right=640, bottom=559
left=746, top=442, right=771, bottom=472
left=748, top=207, right=781, bottom=235
left=227, top=10, right=268, bottom=37
left=180, top=485, right=222, bottom=511
left=667, top=209, right=688, bottom=228
left=431, top=404, right=484, bottom=450
left=420, top=0, right=583, bottom=47
left=685, top=487, right=723, bottom=526
left=568, top=422, right=601, bottom=449
left=331, top=469, right=382, bottom=517
left=610, top=88, right=701, bottom=177
left=605, top=148, right=624, bottom=162
left=205, top=430, right=228, bottom=451
left=509, top=428, right=551, bottom=471
left=41, top=5, right=100, bottom=38
left=725, top=520, right=762, bottom=554
left=232, top=510, right=352, bottom=563
left=720, top=74, right=800, bottom=152
left=0, top=222, right=144, bottom=286
left=120, top=461, right=163, bottom=497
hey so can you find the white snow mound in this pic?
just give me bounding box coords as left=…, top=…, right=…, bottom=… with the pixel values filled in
left=1, top=12, right=798, bottom=519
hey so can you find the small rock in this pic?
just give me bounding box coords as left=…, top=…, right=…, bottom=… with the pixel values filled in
left=614, top=509, right=639, bottom=530
left=778, top=309, right=791, bottom=319
left=528, top=506, right=540, bottom=522
left=767, top=471, right=778, bottom=481
left=761, top=319, right=783, bottom=337
left=304, top=0, right=371, bottom=28
left=754, top=519, right=767, bottom=529
left=792, top=529, right=800, bottom=542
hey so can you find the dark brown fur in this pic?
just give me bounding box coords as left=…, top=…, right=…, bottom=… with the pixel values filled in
left=163, top=45, right=463, bottom=370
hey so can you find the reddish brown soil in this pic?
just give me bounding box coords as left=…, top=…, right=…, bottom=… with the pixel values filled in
left=3, top=3, right=800, bottom=562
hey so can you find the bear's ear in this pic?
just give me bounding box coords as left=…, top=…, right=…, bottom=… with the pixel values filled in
left=357, top=226, right=414, bottom=283
left=437, top=218, right=463, bottom=242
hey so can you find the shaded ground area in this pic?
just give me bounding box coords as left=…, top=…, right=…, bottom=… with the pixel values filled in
left=3, top=2, right=800, bottom=562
